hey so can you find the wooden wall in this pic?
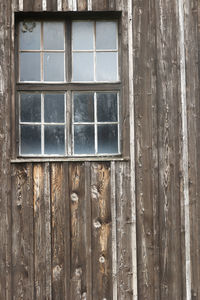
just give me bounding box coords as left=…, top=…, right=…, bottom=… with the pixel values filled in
left=0, top=0, right=200, bottom=299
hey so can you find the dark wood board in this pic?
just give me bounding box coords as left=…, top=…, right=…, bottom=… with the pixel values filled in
left=47, top=0, right=57, bottom=11
left=23, top=0, right=42, bottom=11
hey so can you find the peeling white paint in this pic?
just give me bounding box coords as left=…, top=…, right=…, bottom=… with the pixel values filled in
left=87, top=0, right=92, bottom=11
left=42, top=0, right=47, bottom=11
left=178, top=0, right=191, bottom=300
left=57, top=0, right=62, bottom=11
left=128, top=0, right=138, bottom=298
left=19, top=0, right=23, bottom=11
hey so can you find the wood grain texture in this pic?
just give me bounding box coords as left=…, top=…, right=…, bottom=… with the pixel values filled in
left=115, top=162, right=133, bottom=299
left=155, top=0, right=183, bottom=299
left=91, top=163, right=112, bottom=300
left=0, top=0, right=12, bottom=299
left=51, top=163, right=70, bottom=300
left=183, top=0, right=200, bottom=299
left=33, top=163, right=52, bottom=300
left=47, top=0, right=57, bottom=11
left=77, top=0, right=87, bottom=11
left=133, top=0, right=159, bottom=299
left=23, top=0, right=42, bottom=11
left=12, top=164, right=34, bottom=300
left=92, top=0, right=109, bottom=11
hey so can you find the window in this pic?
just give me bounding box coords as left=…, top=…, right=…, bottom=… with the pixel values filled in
left=16, top=18, right=120, bottom=157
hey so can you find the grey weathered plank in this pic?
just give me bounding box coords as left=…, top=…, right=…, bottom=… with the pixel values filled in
left=33, top=163, right=52, bottom=300
left=23, top=0, right=42, bottom=11
left=77, top=0, right=87, bottom=11
left=47, top=0, right=57, bottom=11
left=0, top=0, right=12, bottom=299
left=183, top=0, right=200, bottom=299
left=51, top=163, right=70, bottom=300
left=91, top=163, right=112, bottom=300
left=12, top=164, right=34, bottom=300
left=69, top=163, right=88, bottom=299
left=133, top=0, right=159, bottom=298
left=115, top=162, right=133, bottom=299
left=155, top=0, right=183, bottom=299
left=92, top=0, right=108, bottom=11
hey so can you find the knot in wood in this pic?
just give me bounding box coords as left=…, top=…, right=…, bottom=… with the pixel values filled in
left=81, top=292, right=87, bottom=299
left=75, top=267, right=82, bottom=278
left=99, top=255, right=105, bottom=264
left=71, top=193, right=79, bottom=202
left=53, top=265, right=62, bottom=281
left=93, top=220, right=102, bottom=229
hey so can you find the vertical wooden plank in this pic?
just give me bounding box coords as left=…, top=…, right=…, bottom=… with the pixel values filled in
left=12, top=164, right=34, bottom=300
left=51, top=163, right=70, bottom=300
left=115, top=162, right=133, bottom=299
left=92, top=0, right=108, bottom=11
left=91, top=163, right=112, bottom=300
left=34, top=163, right=52, bottom=300
left=77, top=0, right=87, bottom=11
left=69, top=163, right=89, bottom=299
left=182, top=0, right=199, bottom=298
left=47, top=0, right=57, bottom=11
left=133, top=0, right=159, bottom=299
left=110, top=162, right=117, bottom=300
left=155, top=0, right=183, bottom=299
left=23, top=0, right=42, bottom=11
left=0, top=0, right=12, bottom=299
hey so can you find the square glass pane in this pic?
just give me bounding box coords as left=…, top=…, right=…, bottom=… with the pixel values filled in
left=72, top=21, right=94, bottom=50
left=20, top=53, right=41, bottom=81
left=21, top=125, right=41, bottom=154
left=21, top=94, right=41, bottom=122
left=98, top=124, right=118, bottom=154
left=44, top=53, right=64, bottom=81
left=74, top=93, right=94, bottom=122
left=43, top=22, right=64, bottom=50
left=44, top=125, right=65, bottom=155
left=74, top=125, right=95, bottom=154
left=72, top=52, right=94, bottom=81
left=19, top=21, right=41, bottom=50
left=44, top=94, right=65, bottom=123
left=96, top=52, right=118, bottom=81
left=97, top=93, right=118, bottom=122
left=96, top=21, right=117, bottom=50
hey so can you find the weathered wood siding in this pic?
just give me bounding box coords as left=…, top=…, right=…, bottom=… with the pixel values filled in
left=0, top=0, right=200, bottom=299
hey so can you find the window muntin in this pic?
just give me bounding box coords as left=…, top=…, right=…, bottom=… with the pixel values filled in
left=19, top=21, right=65, bottom=82
left=72, top=21, right=118, bottom=82
left=73, top=92, right=119, bottom=155
left=19, top=93, right=66, bottom=155
left=17, top=18, right=120, bottom=157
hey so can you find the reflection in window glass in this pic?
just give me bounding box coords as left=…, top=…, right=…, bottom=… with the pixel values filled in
left=96, top=52, right=118, bottom=81
left=44, top=53, right=64, bottom=82
left=44, top=125, right=65, bottom=155
left=98, top=124, right=118, bottom=154
left=72, top=21, right=94, bottom=50
left=96, top=21, right=117, bottom=50
left=97, top=93, right=117, bottom=122
left=74, top=93, right=94, bottom=122
left=73, top=52, right=94, bottom=81
left=21, top=125, right=41, bottom=154
left=21, top=94, right=41, bottom=122
left=44, top=94, right=65, bottom=123
left=43, top=22, right=64, bottom=50
left=20, top=53, right=41, bottom=81
left=19, top=21, right=41, bottom=50
left=74, top=125, right=95, bottom=154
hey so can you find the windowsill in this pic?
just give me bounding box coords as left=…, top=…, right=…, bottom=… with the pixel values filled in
left=11, top=156, right=129, bottom=163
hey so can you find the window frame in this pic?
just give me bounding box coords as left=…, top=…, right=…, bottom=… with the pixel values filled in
left=13, top=12, right=126, bottom=159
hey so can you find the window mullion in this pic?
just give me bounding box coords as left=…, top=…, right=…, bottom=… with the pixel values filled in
left=41, top=93, right=44, bottom=155
left=94, top=92, right=98, bottom=154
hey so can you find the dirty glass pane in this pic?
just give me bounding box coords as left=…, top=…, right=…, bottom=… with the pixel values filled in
left=43, top=22, right=64, bottom=50
left=19, top=21, right=41, bottom=50
left=44, top=94, right=65, bottom=123
left=72, top=21, right=94, bottom=50
left=73, top=52, right=94, bottom=81
left=74, top=93, right=94, bottom=122
left=21, top=94, right=41, bottom=122
left=97, top=93, right=117, bottom=122
left=44, top=125, right=65, bottom=155
left=96, top=52, right=118, bottom=81
left=98, top=124, right=118, bottom=154
left=74, top=125, right=95, bottom=154
left=20, top=52, right=41, bottom=81
left=43, top=53, right=64, bottom=81
left=96, top=21, right=117, bottom=50
left=21, top=125, right=41, bottom=154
